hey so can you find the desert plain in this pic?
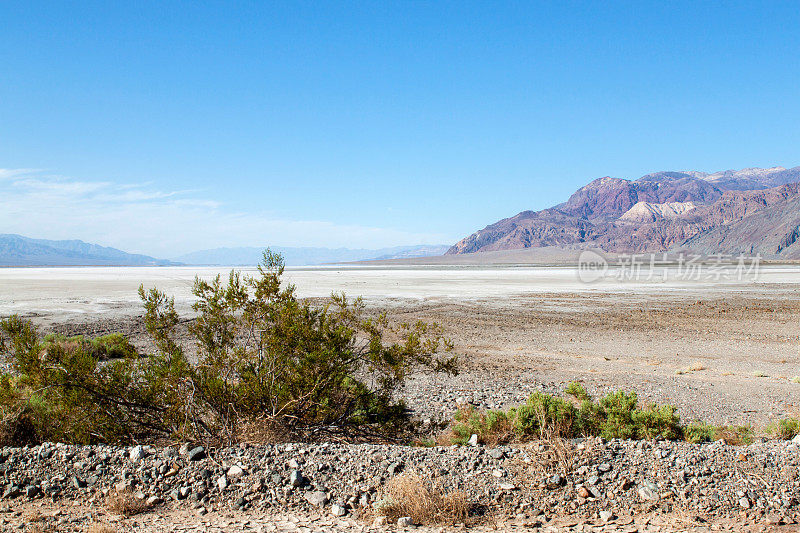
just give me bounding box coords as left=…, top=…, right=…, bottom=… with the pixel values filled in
left=4, top=261, right=800, bottom=532
left=3, top=261, right=799, bottom=427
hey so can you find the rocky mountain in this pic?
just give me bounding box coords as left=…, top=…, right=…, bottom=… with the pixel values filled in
left=448, top=166, right=800, bottom=258
left=173, top=244, right=449, bottom=266
left=0, top=234, right=176, bottom=266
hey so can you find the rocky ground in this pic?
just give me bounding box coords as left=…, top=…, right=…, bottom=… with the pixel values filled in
left=4, top=436, right=800, bottom=532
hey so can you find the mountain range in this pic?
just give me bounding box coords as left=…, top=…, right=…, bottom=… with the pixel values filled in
left=172, top=245, right=449, bottom=266
left=448, top=166, right=800, bottom=259
left=0, top=234, right=176, bottom=266
left=0, top=235, right=448, bottom=266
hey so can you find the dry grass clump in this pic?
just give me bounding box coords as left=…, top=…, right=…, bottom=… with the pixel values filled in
left=107, top=489, right=149, bottom=517
left=686, top=361, right=706, bottom=372
left=752, top=371, right=768, bottom=378
left=375, top=472, right=471, bottom=525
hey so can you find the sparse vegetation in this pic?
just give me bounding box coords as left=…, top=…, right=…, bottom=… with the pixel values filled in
left=0, top=250, right=456, bottom=446
left=446, top=383, right=681, bottom=444
left=42, top=332, right=137, bottom=360
left=766, top=418, right=800, bottom=440
left=684, top=421, right=753, bottom=445
left=449, top=407, right=515, bottom=446
left=375, top=472, right=472, bottom=525
left=107, top=489, right=150, bottom=517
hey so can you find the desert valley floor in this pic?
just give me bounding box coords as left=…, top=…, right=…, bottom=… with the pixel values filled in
left=3, top=263, right=800, bottom=426
left=3, top=263, right=800, bottom=532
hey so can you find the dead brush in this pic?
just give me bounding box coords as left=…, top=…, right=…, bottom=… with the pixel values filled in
left=106, top=489, right=149, bottom=517
left=375, top=472, right=472, bottom=525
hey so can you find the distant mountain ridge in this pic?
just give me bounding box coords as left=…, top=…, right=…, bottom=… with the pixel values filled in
left=0, top=234, right=176, bottom=266
left=449, top=166, right=800, bottom=258
left=173, top=245, right=449, bottom=266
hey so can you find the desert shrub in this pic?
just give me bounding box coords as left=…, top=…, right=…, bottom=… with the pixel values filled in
left=516, top=392, right=577, bottom=438
left=684, top=421, right=716, bottom=443
left=565, top=381, right=590, bottom=401
left=632, top=403, right=682, bottom=440
left=0, top=250, right=455, bottom=445
left=445, top=386, right=683, bottom=444
left=716, top=425, right=753, bottom=445
left=450, top=407, right=515, bottom=445
left=0, top=317, right=187, bottom=445
left=597, top=390, right=639, bottom=440
left=154, top=250, right=456, bottom=442
left=107, top=489, right=150, bottom=517
left=375, top=472, right=471, bottom=525
left=43, top=333, right=137, bottom=360
left=771, top=418, right=800, bottom=440
left=684, top=421, right=753, bottom=444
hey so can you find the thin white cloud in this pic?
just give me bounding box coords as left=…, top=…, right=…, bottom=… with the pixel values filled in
left=0, top=170, right=450, bottom=257
left=0, top=168, right=39, bottom=180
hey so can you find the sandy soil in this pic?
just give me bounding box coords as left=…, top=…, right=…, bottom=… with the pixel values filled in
left=2, top=265, right=800, bottom=426
left=9, top=500, right=793, bottom=532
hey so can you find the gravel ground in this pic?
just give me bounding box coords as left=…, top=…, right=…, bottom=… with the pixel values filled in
left=3, top=437, right=800, bottom=532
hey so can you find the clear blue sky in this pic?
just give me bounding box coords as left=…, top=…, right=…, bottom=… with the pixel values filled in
left=1, top=1, right=799, bottom=256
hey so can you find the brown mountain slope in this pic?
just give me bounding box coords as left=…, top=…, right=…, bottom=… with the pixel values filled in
left=448, top=167, right=800, bottom=257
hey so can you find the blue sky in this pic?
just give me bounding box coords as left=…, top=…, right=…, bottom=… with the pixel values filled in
left=1, top=1, right=799, bottom=256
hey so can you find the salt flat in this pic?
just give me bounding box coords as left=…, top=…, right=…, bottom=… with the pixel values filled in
left=1, top=264, right=799, bottom=317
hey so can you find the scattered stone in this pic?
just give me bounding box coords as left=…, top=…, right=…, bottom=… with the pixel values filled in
left=638, top=482, right=659, bottom=502
left=330, top=503, right=347, bottom=516
left=304, top=491, right=329, bottom=507
left=186, top=446, right=206, bottom=461
left=467, top=434, right=479, bottom=447
left=129, top=445, right=145, bottom=462
left=488, top=448, right=505, bottom=460
left=289, top=469, right=305, bottom=487
left=397, top=516, right=414, bottom=527
left=739, top=497, right=751, bottom=509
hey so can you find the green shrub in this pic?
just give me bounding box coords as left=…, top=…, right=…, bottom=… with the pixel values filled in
left=446, top=386, right=683, bottom=444
left=775, top=418, right=800, bottom=440
left=684, top=421, right=753, bottom=445
left=632, top=403, right=682, bottom=440
left=43, top=333, right=137, bottom=360
left=598, top=391, right=639, bottom=440
left=684, top=421, right=716, bottom=443
left=451, top=407, right=515, bottom=445
left=516, top=392, right=577, bottom=438
left=565, top=381, right=590, bottom=401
